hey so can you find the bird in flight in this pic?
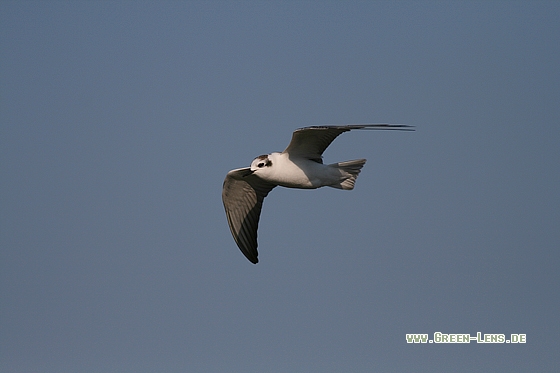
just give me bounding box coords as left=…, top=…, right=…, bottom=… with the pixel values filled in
left=222, top=124, right=414, bottom=264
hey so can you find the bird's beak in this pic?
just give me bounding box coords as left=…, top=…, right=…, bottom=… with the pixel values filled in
left=242, top=169, right=255, bottom=177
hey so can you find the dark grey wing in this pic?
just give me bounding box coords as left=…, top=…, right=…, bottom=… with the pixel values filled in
left=283, top=124, right=414, bottom=160
left=222, top=168, right=276, bottom=264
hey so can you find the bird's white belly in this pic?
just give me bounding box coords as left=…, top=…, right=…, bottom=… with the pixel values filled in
left=268, top=158, right=338, bottom=189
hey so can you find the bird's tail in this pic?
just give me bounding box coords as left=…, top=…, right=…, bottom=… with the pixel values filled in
left=328, top=159, right=366, bottom=190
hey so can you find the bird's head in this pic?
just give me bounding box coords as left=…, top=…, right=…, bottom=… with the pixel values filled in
left=250, top=154, right=273, bottom=172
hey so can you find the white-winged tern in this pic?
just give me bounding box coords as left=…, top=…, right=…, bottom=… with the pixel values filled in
left=222, top=124, right=414, bottom=264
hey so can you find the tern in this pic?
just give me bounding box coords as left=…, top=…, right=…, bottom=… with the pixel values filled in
left=222, top=124, right=414, bottom=263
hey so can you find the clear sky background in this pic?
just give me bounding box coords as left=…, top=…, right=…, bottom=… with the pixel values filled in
left=1, top=1, right=559, bottom=372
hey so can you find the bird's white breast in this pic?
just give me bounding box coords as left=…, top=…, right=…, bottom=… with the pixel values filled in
left=260, top=152, right=337, bottom=189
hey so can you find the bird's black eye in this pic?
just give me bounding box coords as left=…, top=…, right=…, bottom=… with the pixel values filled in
left=258, top=163, right=264, bottom=168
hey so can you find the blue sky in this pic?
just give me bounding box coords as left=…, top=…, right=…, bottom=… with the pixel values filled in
left=1, top=1, right=559, bottom=372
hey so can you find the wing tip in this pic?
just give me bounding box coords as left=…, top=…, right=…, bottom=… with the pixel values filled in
left=243, top=252, right=258, bottom=264
left=295, top=124, right=415, bottom=132
left=359, top=124, right=415, bottom=131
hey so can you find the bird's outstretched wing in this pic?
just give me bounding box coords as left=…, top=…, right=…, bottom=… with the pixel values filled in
left=222, top=168, right=276, bottom=264
left=283, top=124, right=414, bottom=161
